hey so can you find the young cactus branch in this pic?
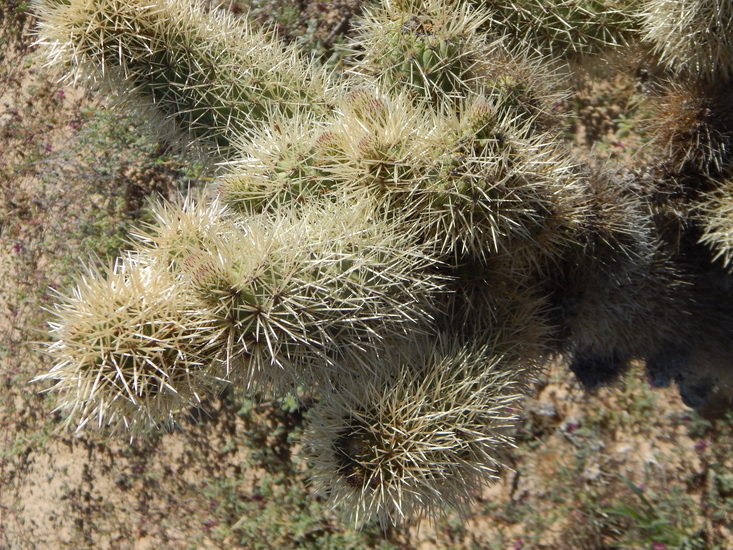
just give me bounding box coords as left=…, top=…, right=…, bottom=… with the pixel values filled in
left=305, top=335, right=527, bottom=526
left=37, top=256, right=230, bottom=431
left=33, top=0, right=338, bottom=156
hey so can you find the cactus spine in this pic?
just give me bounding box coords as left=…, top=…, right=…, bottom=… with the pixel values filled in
left=481, top=0, right=640, bottom=57
left=39, top=257, right=229, bottom=430
left=641, top=0, right=733, bottom=81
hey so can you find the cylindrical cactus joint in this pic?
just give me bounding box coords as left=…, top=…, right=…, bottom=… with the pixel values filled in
left=33, top=0, right=338, bottom=157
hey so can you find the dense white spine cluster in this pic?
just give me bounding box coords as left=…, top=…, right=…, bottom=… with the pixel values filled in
left=33, top=0, right=338, bottom=157
left=642, top=0, right=733, bottom=80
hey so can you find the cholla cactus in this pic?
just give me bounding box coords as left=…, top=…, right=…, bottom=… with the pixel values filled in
left=482, top=0, right=640, bottom=57
left=348, top=0, right=569, bottom=128
left=645, top=81, right=733, bottom=174
left=699, top=177, right=733, bottom=267
left=38, top=256, right=229, bottom=431
left=31, top=0, right=733, bottom=526
left=346, top=0, right=493, bottom=103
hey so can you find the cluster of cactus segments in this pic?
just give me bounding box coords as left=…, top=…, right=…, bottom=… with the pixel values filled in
left=32, top=0, right=733, bottom=525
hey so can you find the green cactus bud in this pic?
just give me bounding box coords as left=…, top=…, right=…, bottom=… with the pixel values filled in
left=33, top=0, right=338, bottom=157
left=305, top=335, right=526, bottom=525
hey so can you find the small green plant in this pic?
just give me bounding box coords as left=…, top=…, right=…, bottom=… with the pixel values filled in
left=605, top=476, right=705, bottom=549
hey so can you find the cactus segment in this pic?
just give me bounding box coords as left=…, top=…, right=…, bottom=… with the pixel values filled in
left=43, top=194, right=444, bottom=424
left=351, top=0, right=571, bottom=133
left=217, top=109, right=336, bottom=212
left=646, top=81, right=733, bottom=175
left=178, top=199, right=443, bottom=389
left=305, top=336, right=525, bottom=526
left=641, top=0, right=733, bottom=80
left=37, top=258, right=229, bottom=431
left=137, top=195, right=443, bottom=391
left=303, top=90, right=587, bottom=262
left=347, top=0, right=494, bottom=104
left=482, top=0, right=640, bottom=57
left=33, top=0, right=337, bottom=156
